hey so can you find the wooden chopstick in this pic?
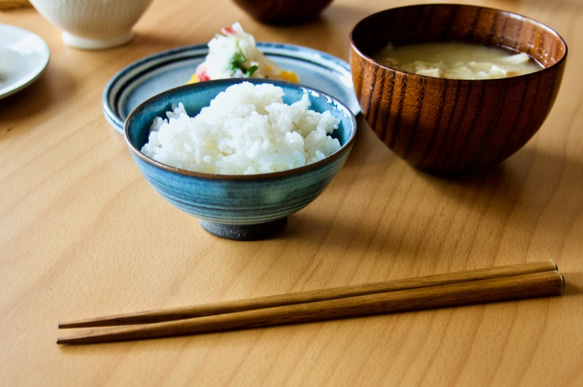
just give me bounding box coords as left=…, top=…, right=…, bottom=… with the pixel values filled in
left=59, top=260, right=558, bottom=329
left=57, top=261, right=564, bottom=345
left=57, top=270, right=564, bottom=345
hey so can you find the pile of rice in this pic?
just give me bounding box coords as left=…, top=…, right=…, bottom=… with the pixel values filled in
left=141, top=82, right=341, bottom=175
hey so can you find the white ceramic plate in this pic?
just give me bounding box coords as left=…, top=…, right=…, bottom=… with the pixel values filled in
left=103, top=42, right=359, bottom=134
left=0, top=24, right=50, bottom=100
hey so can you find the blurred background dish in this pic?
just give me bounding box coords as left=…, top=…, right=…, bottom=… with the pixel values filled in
left=350, top=4, right=567, bottom=174
left=28, top=0, right=154, bottom=50
left=103, top=42, right=359, bottom=134
left=231, top=0, right=333, bottom=24
left=0, top=23, right=50, bottom=99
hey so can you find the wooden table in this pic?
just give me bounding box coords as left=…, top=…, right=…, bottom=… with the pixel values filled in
left=1, top=0, right=582, bottom=385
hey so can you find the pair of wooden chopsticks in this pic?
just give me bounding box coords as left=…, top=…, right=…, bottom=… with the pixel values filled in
left=57, top=260, right=564, bottom=345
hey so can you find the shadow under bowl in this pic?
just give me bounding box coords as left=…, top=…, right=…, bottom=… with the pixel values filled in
left=350, top=4, right=567, bottom=174
left=124, top=79, right=357, bottom=240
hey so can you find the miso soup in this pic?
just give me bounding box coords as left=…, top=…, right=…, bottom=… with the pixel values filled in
left=375, top=42, right=542, bottom=79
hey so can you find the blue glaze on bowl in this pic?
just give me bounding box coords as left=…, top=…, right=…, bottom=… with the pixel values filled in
left=124, top=78, right=357, bottom=240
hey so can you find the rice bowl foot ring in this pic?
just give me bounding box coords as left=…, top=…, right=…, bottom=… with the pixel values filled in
left=199, top=218, right=288, bottom=240
left=62, top=31, right=134, bottom=50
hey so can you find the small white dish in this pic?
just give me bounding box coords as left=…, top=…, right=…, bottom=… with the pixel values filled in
left=0, top=24, right=50, bottom=100
left=28, top=0, right=153, bottom=50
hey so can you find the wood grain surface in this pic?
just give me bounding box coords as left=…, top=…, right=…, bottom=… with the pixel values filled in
left=1, top=0, right=582, bottom=385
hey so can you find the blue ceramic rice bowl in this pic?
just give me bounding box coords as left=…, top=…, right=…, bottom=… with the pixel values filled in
left=124, top=78, right=357, bottom=240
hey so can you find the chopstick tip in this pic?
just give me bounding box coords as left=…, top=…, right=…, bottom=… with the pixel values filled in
left=548, top=259, right=558, bottom=271
left=558, top=271, right=566, bottom=291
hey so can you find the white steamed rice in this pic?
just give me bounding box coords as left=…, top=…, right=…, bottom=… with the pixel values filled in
left=141, top=82, right=341, bottom=175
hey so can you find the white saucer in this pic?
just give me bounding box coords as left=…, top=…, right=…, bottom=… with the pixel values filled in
left=0, top=24, right=50, bottom=100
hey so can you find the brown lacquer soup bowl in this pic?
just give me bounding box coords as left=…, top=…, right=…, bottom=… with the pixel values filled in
left=231, top=0, right=334, bottom=24
left=350, top=4, right=567, bottom=174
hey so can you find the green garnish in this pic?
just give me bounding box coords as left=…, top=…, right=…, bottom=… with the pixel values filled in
left=228, top=52, right=258, bottom=77
left=245, top=65, right=259, bottom=77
